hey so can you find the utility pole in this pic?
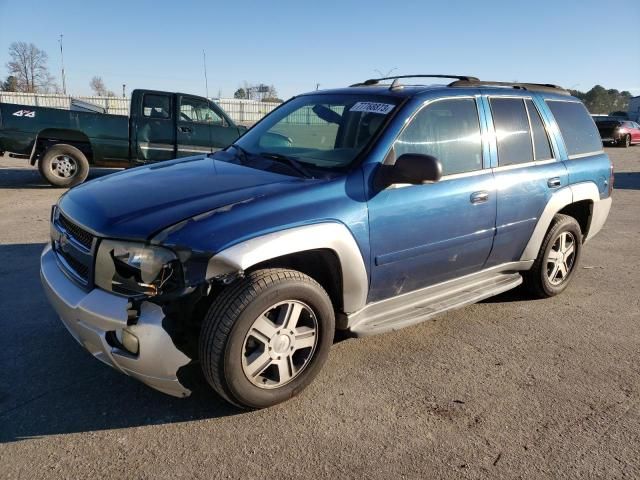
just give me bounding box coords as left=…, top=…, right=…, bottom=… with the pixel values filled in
left=122, top=84, right=126, bottom=98
left=202, top=50, right=209, bottom=99
left=59, top=34, right=67, bottom=95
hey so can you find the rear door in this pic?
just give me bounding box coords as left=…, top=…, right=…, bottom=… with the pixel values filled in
left=484, top=96, right=568, bottom=267
left=176, top=95, right=240, bottom=156
left=133, top=92, right=176, bottom=162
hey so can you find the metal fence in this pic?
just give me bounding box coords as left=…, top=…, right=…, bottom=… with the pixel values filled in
left=0, top=92, right=283, bottom=124
left=0, top=92, right=130, bottom=115
left=0, top=92, right=349, bottom=126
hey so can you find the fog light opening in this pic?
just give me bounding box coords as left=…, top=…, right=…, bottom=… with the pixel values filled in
left=114, top=328, right=140, bottom=355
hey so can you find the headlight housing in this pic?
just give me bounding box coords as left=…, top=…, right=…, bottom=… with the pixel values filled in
left=95, top=240, right=181, bottom=296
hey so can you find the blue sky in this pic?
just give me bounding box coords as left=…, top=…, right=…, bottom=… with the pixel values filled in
left=1, top=0, right=638, bottom=99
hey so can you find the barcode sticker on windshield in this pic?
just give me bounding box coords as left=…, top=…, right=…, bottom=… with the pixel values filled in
left=349, top=102, right=395, bottom=114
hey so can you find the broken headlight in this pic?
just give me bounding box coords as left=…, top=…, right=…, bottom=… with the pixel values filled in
left=95, top=240, right=181, bottom=296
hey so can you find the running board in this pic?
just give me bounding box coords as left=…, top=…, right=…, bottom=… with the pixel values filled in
left=348, top=272, right=523, bottom=337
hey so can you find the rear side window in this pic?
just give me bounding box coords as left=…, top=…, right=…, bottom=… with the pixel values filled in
left=394, top=98, right=482, bottom=176
left=525, top=100, right=553, bottom=161
left=546, top=101, right=602, bottom=157
left=490, top=98, right=533, bottom=166
left=143, top=94, right=171, bottom=119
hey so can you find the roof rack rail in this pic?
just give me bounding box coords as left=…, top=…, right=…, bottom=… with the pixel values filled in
left=350, top=74, right=479, bottom=88
left=448, top=79, right=570, bottom=95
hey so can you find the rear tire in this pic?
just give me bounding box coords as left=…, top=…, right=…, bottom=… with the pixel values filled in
left=199, top=268, right=335, bottom=409
left=523, top=214, right=582, bottom=298
left=38, top=144, right=89, bottom=187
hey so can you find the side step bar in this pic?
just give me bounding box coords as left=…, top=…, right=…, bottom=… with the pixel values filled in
left=348, top=272, right=523, bottom=337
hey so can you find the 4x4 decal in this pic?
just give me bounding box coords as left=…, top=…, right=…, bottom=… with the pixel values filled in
left=12, top=110, right=36, bottom=118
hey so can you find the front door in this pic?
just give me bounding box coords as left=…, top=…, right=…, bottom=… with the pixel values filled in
left=367, top=97, right=496, bottom=302
left=134, top=92, right=176, bottom=162
left=177, top=96, right=241, bottom=157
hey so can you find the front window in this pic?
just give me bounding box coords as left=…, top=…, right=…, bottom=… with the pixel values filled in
left=180, top=97, right=224, bottom=125
left=232, top=94, right=401, bottom=173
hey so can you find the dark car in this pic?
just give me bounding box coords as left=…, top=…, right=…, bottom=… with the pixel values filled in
left=595, top=118, right=640, bottom=147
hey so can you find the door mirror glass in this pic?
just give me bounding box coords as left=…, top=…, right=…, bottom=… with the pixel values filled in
left=377, top=153, right=442, bottom=187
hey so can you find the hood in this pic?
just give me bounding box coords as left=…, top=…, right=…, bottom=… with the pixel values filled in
left=58, top=154, right=311, bottom=240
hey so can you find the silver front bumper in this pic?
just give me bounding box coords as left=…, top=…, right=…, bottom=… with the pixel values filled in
left=40, top=244, right=192, bottom=397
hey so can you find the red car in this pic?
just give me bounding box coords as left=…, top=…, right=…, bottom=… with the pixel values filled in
left=595, top=118, right=640, bottom=147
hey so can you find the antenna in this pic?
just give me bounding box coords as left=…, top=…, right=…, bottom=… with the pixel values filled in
left=202, top=49, right=214, bottom=155
left=58, top=34, right=67, bottom=95
left=202, top=49, right=209, bottom=99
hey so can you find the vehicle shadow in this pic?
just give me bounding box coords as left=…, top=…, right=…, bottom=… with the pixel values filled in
left=0, top=164, right=119, bottom=189
left=0, top=243, right=241, bottom=444
left=613, top=172, right=640, bottom=190
left=480, top=283, right=534, bottom=304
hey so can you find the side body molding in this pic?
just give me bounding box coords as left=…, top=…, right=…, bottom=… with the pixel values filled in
left=206, top=223, right=369, bottom=313
left=520, top=181, right=611, bottom=261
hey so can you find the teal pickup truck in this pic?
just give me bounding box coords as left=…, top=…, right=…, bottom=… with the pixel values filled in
left=0, top=89, right=246, bottom=186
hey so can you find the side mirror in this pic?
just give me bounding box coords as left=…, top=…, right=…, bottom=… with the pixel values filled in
left=376, top=153, right=442, bottom=188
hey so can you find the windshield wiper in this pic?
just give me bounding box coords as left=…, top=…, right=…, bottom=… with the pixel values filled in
left=259, top=152, right=314, bottom=179
left=227, top=144, right=250, bottom=163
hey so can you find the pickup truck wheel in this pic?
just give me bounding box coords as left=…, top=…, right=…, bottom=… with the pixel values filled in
left=199, top=268, right=335, bottom=409
left=38, top=144, right=89, bottom=187
left=524, top=214, right=582, bottom=298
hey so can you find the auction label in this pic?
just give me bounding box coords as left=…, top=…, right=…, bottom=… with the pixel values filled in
left=349, top=102, right=395, bottom=114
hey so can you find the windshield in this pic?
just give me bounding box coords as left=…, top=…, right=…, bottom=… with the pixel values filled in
left=230, top=94, right=401, bottom=174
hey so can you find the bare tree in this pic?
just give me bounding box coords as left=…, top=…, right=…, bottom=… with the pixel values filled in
left=89, top=76, right=115, bottom=97
left=6, top=42, right=57, bottom=93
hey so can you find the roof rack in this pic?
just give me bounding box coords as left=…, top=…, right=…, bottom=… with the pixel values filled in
left=448, top=79, right=570, bottom=95
left=350, top=74, right=479, bottom=89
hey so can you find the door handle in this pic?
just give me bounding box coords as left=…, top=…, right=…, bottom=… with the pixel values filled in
left=547, top=177, right=561, bottom=188
left=179, top=126, right=193, bottom=133
left=470, top=191, right=489, bottom=204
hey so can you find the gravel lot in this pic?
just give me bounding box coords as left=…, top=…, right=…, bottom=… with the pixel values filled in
left=0, top=148, right=638, bottom=479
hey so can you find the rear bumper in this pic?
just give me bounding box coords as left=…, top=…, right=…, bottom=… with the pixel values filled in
left=40, top=244, right=192, bottom=397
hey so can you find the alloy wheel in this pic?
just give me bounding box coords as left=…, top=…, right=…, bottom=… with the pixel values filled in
left=241, top=300, right=318, bottom=389
left=50, top=155, right=78, bottom=178
left=546, top=231, right=576, bottom=286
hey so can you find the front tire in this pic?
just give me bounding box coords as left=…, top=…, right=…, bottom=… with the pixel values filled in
left=618, top=134, right=631, bottom=148
left=524, top=214, right=582, bottom=298
left=199, top=269, right=335, bottom=409
left=38, top=144, right=89, bottom=187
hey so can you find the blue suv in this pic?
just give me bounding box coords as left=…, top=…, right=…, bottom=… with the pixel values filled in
left=41, top=75, right=613, bottom=408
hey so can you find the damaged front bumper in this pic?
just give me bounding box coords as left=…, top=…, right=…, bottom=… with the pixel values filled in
left=40, top=244, right=192, bottom=397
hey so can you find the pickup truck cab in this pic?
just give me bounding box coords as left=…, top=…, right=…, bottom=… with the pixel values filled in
left=40, top=75, right=613, bottom=409
left=0, top=89, right=245, bottom=186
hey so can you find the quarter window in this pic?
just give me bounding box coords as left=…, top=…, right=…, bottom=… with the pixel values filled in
left=546, top=100, right=602, bottom=157
left=525, top=99, right=553, bottom=161
left=490, top=98, right=533, bottom=166
left=143, top=94, right=171, bottom=119
left=394, top=98, right=482, bottom=176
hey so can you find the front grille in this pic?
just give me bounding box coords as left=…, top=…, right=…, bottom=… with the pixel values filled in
left=58, top=248, right=90, bottom=281
left=58, top=214, right=94, bottom=250
left=53, top=212, right=95, bottom=285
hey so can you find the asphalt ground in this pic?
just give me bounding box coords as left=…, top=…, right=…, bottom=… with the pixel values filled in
left=0, top=147, right=638, bottom=479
